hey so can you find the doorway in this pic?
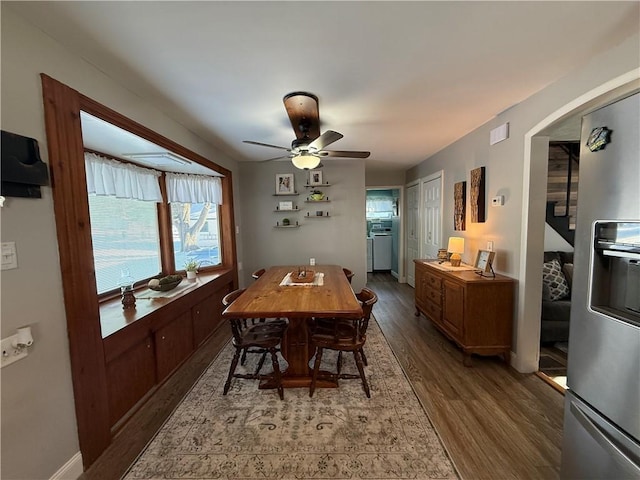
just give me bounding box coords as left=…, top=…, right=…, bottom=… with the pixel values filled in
left=517, top=72, right=640, bottom=377
left=366, top=187, right=404, bottom=283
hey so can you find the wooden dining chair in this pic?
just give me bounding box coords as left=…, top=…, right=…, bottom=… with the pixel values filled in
left=222, top=289, right=286, bottom=399
left=309, top=287, right=378, bottom=398
left=342, top=267, right=355, bottom=284
left=250, top=267, right=287, bottom=331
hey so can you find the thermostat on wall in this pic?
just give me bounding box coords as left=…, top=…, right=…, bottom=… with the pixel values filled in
left=491, top=195, right=504, bottom=206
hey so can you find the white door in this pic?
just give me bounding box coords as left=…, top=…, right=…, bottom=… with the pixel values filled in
left=406, top=182, right=420, bottom=287
left=421, top=175, right=442, bottom=260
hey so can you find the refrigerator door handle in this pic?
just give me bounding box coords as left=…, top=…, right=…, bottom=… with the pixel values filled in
left=571, top=401, right=640, bottom=471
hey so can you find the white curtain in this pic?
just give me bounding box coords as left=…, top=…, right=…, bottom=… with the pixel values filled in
left=165, top=172, right=223, bottom=205
left=85, top=152, right=162, bottom=201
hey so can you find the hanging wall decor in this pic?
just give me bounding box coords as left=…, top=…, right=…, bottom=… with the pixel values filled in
left=470, top=166, right=486, bottom=223
left=454, top=181, right=466, bottom=231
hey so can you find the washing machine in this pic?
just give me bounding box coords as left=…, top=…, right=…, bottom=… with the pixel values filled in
left=372, top=233, right=392, bottom=271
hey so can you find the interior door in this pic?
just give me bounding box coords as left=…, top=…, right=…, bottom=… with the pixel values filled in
left=422, top=175, right=442, bottom=260
left=406, top=183, right=420, bottom=287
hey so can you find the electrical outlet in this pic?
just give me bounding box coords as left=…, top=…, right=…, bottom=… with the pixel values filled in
left=487, top=241, right=494, bottom=251
left=1, top=334, right=28, bottom=368
left=310, top=258, right=316, bottom=266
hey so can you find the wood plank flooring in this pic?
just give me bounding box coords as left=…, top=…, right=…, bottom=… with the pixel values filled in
left=81, top=273, right=564, bottom=480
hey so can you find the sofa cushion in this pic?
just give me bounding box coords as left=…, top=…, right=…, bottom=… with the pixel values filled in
left=562, top=263, right=574, bottom=290
left=542, top=258, right=570, bottom=301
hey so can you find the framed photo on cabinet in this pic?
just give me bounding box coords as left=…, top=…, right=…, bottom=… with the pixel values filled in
left=474, top=250, right=495, bottom=276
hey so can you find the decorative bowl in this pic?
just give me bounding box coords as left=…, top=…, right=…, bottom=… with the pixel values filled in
left=310, top=193, right=324, bottom=201
left=148, top=275, right=183, bottom=292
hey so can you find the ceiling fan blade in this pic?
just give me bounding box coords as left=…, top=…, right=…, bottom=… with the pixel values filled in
left=243, top=140, right=290, bottom=151
left=308, top=130, right=343, bottom=150
left=260, top=154, right=292, bottom=162
left=283, top=92, right=320, bottom=140
left=322, top=150, right=371, bottom=158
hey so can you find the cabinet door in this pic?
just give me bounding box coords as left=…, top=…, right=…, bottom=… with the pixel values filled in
left=192, top=291, right=225, bottom=347
left=106, top=336, right=155, bottom=427
left=443, top=280, right=464, bottom=337
left=155, top=311, right=194, bottom=381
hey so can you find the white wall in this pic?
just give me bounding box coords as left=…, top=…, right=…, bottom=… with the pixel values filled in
left=239, top=160, right=367, bottom=292
left=406, top=33, right=639, bottom=372
left=0, top=8, right=241, bottom=479
left=544, top=224, right=574, bottom=252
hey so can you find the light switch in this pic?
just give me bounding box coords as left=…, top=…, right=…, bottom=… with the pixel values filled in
left=1, top=242, right=18, bottom=270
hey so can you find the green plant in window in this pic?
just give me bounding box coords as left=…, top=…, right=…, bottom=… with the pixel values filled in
left=184, top=259, right=200, bottom=272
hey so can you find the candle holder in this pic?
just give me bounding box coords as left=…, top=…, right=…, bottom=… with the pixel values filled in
left=119, top=269, right=136, bottom=310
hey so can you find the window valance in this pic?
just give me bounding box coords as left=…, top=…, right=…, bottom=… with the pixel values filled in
left=85, top=152, right=162, bottom=201
left=165, top=172, right=223, bottom=205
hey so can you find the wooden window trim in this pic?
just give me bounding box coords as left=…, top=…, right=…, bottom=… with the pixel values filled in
left=40, top=74, right=237, bottom=468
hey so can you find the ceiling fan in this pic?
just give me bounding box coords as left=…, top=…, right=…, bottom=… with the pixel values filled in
left=243, top=92, right=370, bottom=170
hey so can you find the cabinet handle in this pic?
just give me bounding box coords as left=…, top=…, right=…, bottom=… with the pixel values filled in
left=161, top=335, right=165, bottom=340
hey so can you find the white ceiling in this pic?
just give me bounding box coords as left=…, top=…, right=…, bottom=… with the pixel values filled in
left=7, top=1, right=639, bottom=173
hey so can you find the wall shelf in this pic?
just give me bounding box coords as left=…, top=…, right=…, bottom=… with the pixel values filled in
left=304, top=184, right=332, bottom=188
left=305, top=199, right=331, bottom=203
left=274, top=209, right=300, bottom=212
left=274, top=224, right=300, bottom=228
left=273, top=193, right=299, bottom=197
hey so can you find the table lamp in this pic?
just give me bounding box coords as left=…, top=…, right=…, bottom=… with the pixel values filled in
left=447, top=237, right=465, bottom=267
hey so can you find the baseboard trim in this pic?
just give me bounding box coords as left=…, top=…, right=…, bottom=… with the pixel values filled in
left=50, top=452, right=83, bottom=480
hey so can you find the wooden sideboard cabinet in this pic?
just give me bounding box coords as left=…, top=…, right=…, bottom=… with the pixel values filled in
left=414, top=259, right=515, bottom=366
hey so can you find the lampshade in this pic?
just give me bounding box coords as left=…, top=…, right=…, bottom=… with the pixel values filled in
left=447, top=236, right=464, bottom=266
left=292, top=154, right=320, bottom=170
left=447, top=237, right=465, bottom=254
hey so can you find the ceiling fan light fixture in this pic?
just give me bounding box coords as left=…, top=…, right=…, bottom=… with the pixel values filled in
left=292, top=154, right=320, bottom=170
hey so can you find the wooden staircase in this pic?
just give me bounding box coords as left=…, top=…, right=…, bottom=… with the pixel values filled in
left=546, top=142, right=579, bottom=246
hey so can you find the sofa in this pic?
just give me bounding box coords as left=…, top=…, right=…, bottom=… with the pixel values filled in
left=540, top=251, right=574, bottom=344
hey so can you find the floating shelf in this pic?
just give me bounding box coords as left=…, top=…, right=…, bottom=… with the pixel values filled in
left=274, top=209, right=300, bottom=212
left=304, top=184, right=332, bottom=188
left=305, top=199, right=331, bottom=203
left=274, top=224, right=300, bottom=228
left=305, top=215, right=330, bottom=218
left=273, top=193, right=299, bottom=197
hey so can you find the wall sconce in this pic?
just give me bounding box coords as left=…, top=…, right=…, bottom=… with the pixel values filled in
left=1, top=326, right=34, bottom=368
left=447, top=237, right=465, bottom=267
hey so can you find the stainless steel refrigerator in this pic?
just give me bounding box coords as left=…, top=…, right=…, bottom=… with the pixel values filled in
left=560, top=92, right=640, bottom=478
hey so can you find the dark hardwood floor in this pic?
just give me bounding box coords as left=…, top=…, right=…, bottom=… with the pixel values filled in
left=368, top=273, right=564, bottom=479
left=81, top=273, right=564, bottom=480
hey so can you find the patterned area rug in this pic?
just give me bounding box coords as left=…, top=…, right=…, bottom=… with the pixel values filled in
left=124, top=319, right=459, bottom=479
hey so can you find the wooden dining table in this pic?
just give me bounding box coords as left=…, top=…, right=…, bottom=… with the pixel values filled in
left=222, top=264, right=363, bottom=389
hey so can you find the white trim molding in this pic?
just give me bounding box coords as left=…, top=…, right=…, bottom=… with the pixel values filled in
left=50, top=452, right=83, bottom=480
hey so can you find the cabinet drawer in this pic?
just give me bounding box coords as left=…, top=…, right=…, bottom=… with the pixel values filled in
left=425, top=285, right=442, bottom=306
left=424, top=272, right=442, bottom=290
left=423, top=299, right=442, bottom=323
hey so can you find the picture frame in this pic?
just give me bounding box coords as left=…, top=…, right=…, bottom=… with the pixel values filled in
left=454, top=181, right=466, bottom=231
left=470, top=166, right=486, bottom=223
left=278, top=201, right=293, bottom=211
left=275, top=173, right=295, bottom=195
left=474, top=250, right=496, bottom=275
left=309, top=170, right=323, bottom=186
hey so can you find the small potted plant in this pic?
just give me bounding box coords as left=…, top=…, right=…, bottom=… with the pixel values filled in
left=184, top=259, right=200, bottom=280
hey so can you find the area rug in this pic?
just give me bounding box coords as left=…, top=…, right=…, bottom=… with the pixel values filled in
left=124, top=318, right=459, bottom=479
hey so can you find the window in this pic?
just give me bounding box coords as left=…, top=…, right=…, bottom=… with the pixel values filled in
left=89, top=195, right=161, bottom=294
left=85, top=152, right=224, bottom=295
left=171, top=201, right=221, bottom=270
